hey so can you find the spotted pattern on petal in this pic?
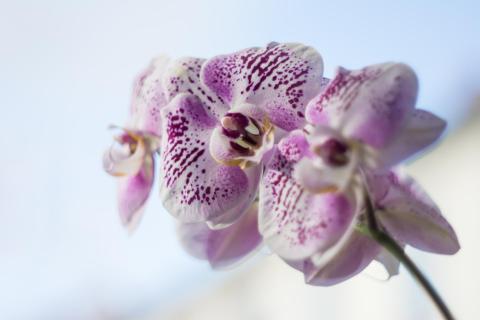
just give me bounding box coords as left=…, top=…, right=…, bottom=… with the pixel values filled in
left=202, top=43, right=324, bottom=130
left=307, top=66, right=384, bottom=125
left=164, top=58, right=228, bottom=119
left=259, top=145, right=354, bottom=260
left=306, top=63, right=418, bottom=148
left=162, top=94, right=215, bottom=202
left=160, top=94, right=254, bottom=222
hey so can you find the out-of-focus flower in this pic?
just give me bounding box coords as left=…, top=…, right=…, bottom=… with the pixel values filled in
left=297, top=63, right=447, bottom=193
left=103, top=56, right=170, bottom=230
left=177, top=204, right=262, bottom=268
left=260, top=132, right=459, bottom=285
left=365, top=170, right=460, bottom=255
left=159, top=43, right=324, bottom=228
left=259, top=62, right=460, bottom=285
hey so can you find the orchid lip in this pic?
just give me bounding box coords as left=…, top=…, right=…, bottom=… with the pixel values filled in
left=211, top=113, right=274, bottom=168
left=221, top=113, right=264, bottom=149
left=313, top=138, right=351, bottom=167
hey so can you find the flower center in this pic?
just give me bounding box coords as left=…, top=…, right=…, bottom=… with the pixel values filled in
left=104, top=126, right=160, bottom=177
left=221, top=112, right=265, bottom=156
left=313, top=138, right=350, bottom=167
left=116, top=132, right=140, bottom=155
left=210, top=112, right=274, bottom=168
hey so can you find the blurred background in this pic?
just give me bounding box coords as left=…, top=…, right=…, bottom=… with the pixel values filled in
left=1, top=1, right=479, bottom=319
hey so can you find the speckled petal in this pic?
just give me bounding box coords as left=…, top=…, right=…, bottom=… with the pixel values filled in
left=306, top=63, right=418, bottom=148
left=375, top=109, right=447, bottom=168
left=117, top=154, right=154, bottom=230
left=163, top=57, right=228, bottom=119
left=128, top=55, right=170, bottom=135
left=276, top=129, right=311, bottom=162
left=286, top=231, right=381, bottom=286
left=202, top=43, right=324, bottom=130
left=368, top=170, right=460, bottom=254
left=160, top=93, right=259, bottom=224
left=259, top=147, right=355, bottom=260
left=177, top=204, right=262, bottom=269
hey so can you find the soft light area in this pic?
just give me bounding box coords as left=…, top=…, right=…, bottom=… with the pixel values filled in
left=0, top=1, right=478, bottom=319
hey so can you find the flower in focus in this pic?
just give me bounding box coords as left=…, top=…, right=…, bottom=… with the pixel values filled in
left=103, top=56, right=170, bottom=230
left=103, top=42, right=460, bottom=287
left=259, top=62, right=460, bottom=285
left=159, top=43, right=324, bottom=228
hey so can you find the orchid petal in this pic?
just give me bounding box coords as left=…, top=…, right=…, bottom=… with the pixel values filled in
left=276, top=129, right=311, bottom=162
left=293, top=158, right=353, bottom=193
left=374, top=248, right=400, bottom=279
left=202, top=42, right=324, bottom=130
left=117, top=154, right=155, bottom=231
left=177, top=204, right=262, bottom=269
left=160, top=94, right=259, bottom=224
left=375, top=109, right=447, bottom=168
left=286, top=231, right=380, bottom=286
left=163, top=57, right=228, bottom=119
left=259, top=147, right=355, bottom=260
left=369, top=170, right=460, bottom=254
left=128, top=55, right=171, bottom=135
left=306, top=63, right=418, bottom=148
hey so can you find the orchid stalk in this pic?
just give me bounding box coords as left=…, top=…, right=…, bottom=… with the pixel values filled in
left=362, top=190, right=454, bottom=320
left=104, top=42, right=460, bottom=319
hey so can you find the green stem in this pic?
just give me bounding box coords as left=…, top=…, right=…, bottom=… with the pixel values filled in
left=363, top=193, right=455, bottom=320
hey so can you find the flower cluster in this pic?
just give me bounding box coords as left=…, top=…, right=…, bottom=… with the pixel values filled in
left=104, top=43, right=459, bottom=285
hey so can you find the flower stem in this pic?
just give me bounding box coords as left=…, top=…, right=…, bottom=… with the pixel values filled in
left=363, top=193, right=455, bottom=320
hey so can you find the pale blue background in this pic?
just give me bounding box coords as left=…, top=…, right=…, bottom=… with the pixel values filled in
left=0, top=1, right=479, bottom=319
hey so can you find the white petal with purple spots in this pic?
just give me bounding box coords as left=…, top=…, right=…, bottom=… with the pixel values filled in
left=259, top=145, right=355, bottom=260
left=160, top=93, right=259, bottom=224
left=202, top=43, right=324, bottom=130
left=163, top=57, right=228, bottom=119
left=306, top=63, right=418, bottom=148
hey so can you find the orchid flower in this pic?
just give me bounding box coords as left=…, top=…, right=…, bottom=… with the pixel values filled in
left=103, top=56, right=170, bottom=230
left=104, top=45, right=460, bottom=319
left=159, top=43, right=324, bottom=228
left=297, top=62, right=448, bottom=192
left=259, top=63, right=460, bottom=286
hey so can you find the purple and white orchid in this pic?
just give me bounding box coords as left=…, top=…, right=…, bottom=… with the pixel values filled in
left=103, top=56, right=170, bottom=230
left=159, top=43, right=324, bottom=229
left=259, top=63, right=459, bottom=285
left=104, top=44, right=460, bottom=318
